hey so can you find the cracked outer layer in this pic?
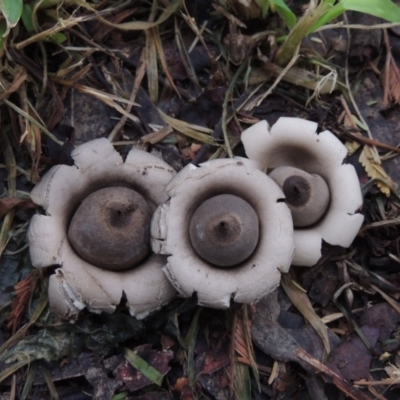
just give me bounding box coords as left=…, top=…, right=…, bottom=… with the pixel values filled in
left=28, top=138, right=177, bottom=320
left=151, top=158, right=294, bottom=309
left=241, top=117, right=364, bottom=266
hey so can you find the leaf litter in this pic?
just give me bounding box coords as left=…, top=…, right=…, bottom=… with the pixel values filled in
left=2, top=0, right=400, bottom=399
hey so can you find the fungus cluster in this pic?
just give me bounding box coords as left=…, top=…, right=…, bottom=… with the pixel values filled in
left=28, top=117, right=363, bottom=317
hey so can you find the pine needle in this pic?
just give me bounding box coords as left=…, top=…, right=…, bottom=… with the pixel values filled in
left=7, top=272, right=38, bottom=334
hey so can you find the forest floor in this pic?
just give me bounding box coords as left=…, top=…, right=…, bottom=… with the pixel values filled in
left=1, top=1, right=400, bottom=399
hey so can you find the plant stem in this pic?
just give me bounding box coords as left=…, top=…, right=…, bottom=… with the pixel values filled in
left=275, top=2, right=332, bottom=66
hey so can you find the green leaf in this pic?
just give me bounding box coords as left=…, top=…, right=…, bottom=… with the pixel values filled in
left=340, top=0, right=400, bottom=22
left=0, top=0, right=23, bottom=36
left=234, top=362, right=252, bottom=400
left=111, top=393, right=127, bottom=400
left=123, top=348, right=164, bottom=386
left=21, top=4, right=34, bottom=33
left=311, top=0, right=400, bottom=32
left=309, top=3, right=345, bottom=32
left=0, top=20, right=7, bottom=54
left=254, top=0, right=269, bottom=18
left=1, top=0, right=23, bottom=25
left=270, top=0, right=297, bottom=28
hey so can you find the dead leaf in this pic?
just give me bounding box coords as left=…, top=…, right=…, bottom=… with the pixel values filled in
left=86, top=365, right=122, bottom=400
left=97, top=0, right=182, bottom=31
left=174, top=377, right=193, bottom=400
left=383, top=29, right=400, bottom=107
left=158, top=109, right=218, bottom=145
left=326, top=325, right=380, bottom=381
left=141, top=126, right=173, bottom=144
left=251, top=289, right=340, bottom=373
left=359, top=145, right=397, bottom=197
left=202, top=348, right=229, bottom=375
left=0, top=198, right=37, bottom=219
left=223, top=33, right=255, bottom=65
left=360, top=303, right=400, bottom=352
left=281, top=272, right=331, bottom=354
left=301, top=263, right=339, bottom=307
left=297, top=349, right=374, bottom=400
left=0, top=67, right=27, bottom=101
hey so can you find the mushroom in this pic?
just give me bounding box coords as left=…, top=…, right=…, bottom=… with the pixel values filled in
left=241, top=117, right=364, bottom=267
left=151, top=158, right=294, bottom=308
left=28, top=138, right=177, bottom=319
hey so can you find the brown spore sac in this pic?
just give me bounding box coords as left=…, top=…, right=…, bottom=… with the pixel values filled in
left=283, top=175, right=311, bottom=207
left=68, top=187, right=151, bottom=271
left=189, top=194, right=259, bottom=268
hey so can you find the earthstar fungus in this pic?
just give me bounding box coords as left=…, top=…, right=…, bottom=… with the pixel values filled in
left=28, top=138, right=177, bottom=319
left=241, top=117, right=364, bottom=267
left=151, top=158, right=295, bottom=308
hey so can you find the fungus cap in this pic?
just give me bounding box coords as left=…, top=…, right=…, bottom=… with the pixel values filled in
left=241, top=117, right=364, bottom=266
left=28, top=138, right=177, bottom=319
left=151, top=158, right=294, bottom=308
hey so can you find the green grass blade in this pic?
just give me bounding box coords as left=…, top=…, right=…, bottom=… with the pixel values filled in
left=270, top=0, right=297, bottom=28
left=21, top=4, right=34, bottom=33
left=311, top=0, right=400, bottom=32
left=255, top=0, right=270, bottom=18
left=234, top=362, right=252, bottom=400
left=123, top=348, right=164, bottom=386
left=341, top=0, right=400, bottom=22
left=309, top=4, right=345, bottom=32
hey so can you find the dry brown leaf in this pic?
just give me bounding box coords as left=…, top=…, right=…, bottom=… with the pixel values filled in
left=97, top=0, right=182, bottom=31
left=344, top=140, right=361, bottom=155
left=158, top=109, right=218, bottom=145
left=359, top=145, right=396, bottom=197
left=152, top=27, right=181, bottom=98
left=141, top=126, right=173, bottom=144
left=370, top=284, right=400, bottom=315
left=109, top=48, right=147, bottom=141
left=91, top=8, right=138, bottom=42
left=297, top=349, right=376, bottom=400
left=281, top=273, right=331, bottom=355
left=0, top=198, right=37, bottom=219
left=383, top=29, right=400, bottom=107
left=0, top=67, right=27, bottom=101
